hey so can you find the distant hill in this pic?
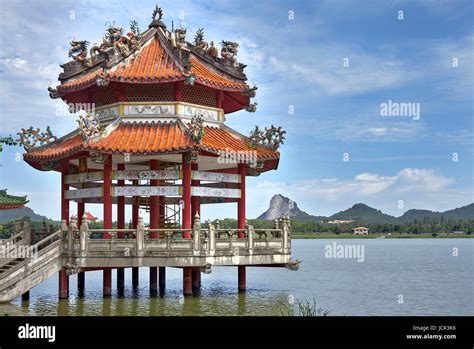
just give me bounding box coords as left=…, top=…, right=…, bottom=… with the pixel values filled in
left=257, top=194, right=323, bottom=221
left=329, top=203, right=397, bottom=224
left=399, top=203, right=474, bottom=223
left=256, top=195, right=473, bottom=224
left=0, top=207, right=52, bottom=224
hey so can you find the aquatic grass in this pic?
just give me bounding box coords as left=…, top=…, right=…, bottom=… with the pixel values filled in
left=279, top=298, right=329, bottom=317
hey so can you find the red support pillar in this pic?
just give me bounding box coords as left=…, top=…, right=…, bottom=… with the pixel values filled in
left=182, top=153, right=192, bottom=295
left=117, top=163, right=125, bottom=294
left=77, top=157, right=87, bottom=294
left=191, top=163, right=201, bottom=294
left=103, top=154, right=112, bottom=297
left=238, top=163, right=247, bottom=292
left=158, top=195, right=166, bottom=292
left=182, top=153, right=192, bottom=236
left=149, top=160, right=158, bottom=294
left=59, top=160, right=69, bottom=299
left=132, top=179, right=139, bottom=289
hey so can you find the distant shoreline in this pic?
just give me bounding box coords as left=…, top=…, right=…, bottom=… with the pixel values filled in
left=292, top=233, right=473, bottom=239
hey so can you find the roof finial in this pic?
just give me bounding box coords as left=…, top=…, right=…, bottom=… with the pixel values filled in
left=149, top=5, right=166, bottom=29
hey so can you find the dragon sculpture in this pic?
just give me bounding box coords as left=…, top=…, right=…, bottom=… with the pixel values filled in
left=17, top=126, right=57, bottom=151
left=77, top=113, right=105, bottom=143
left=220, top=40, right=239, bottom=62
left=69, top=40, right=91, bottom=66
left=249, top=125, right=286, bottom=151
left=188, top=112, right=205, bottom=143
left=89, top=22, right=140, bottom=59
left=169, top=25, right=188, bottom=52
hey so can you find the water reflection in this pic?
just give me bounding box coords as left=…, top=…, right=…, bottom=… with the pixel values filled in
left=3, top=240, right=471, bottom=316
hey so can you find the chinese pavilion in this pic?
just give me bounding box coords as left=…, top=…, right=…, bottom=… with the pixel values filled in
left=0, top=190, right=28, bottom=210
left=17, top=5, right=291, bottom=298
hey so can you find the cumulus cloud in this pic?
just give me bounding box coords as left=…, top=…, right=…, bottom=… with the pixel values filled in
left=246, top=168, right=467, bottom=217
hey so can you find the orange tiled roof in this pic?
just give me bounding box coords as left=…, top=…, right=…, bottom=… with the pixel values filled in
left=24, top=121, right=192, bottom=161
left=59, top=68, right=104, bottom=92
left=58, top=37, right=247, bottom=92
left=24, top=122, right=279, bottom=163
left=190, top=58, right=247, bottom=91
left=202, top=126, right=278, bottom=160
left=109, top=38, right=186, bottom=82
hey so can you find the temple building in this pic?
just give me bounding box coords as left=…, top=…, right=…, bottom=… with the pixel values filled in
left=0, top=190, right=28, bottom=210
left=9, top=5, right=295, bottom=300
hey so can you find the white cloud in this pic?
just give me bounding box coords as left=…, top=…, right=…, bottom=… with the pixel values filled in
left=247, top=168, right=466, bottom=217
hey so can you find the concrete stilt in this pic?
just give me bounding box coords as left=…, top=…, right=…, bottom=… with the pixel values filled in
left=192, top=269, right=201, bottom=294
left=117, top=268, right=125, bottom=295
left=132, top=267, right=139, bottom=289
left=238, top=266, right=246, bottom=293
left=21, top=291, right=30, bottom=301
left=78, top=272, right=85, bottom=295
left=58, top=269, right=69, bottom=299
left=159, top=267, right=166, bottom=293
left=103, top=268, right=112, bottom=297
left=150, top=267, right=158, bottom=295
left=183, top=268, right=192, bottom=296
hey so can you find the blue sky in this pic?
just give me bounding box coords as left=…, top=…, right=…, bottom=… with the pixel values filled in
left=0, top=0, right=472, bottom=221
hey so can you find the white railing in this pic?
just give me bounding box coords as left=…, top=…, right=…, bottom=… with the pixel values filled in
left=62, top=215, right=291, bottom=258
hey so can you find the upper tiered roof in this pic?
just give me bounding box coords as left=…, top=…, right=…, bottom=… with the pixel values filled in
left=49, top=5, right=256, bottom=114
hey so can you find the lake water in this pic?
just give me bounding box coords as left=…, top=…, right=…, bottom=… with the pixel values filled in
left=1, top=239, right=473, bottom=316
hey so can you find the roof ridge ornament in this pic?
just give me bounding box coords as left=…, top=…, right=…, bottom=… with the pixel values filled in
left=17, top=126, right=57, bottom=151
left=187, top=112, right=205, bottom=143
left=249, top=125, right=286, bottom=151
left=149, top=5, right=166, bottom=29
left=77, top=113, right=105, bottom=143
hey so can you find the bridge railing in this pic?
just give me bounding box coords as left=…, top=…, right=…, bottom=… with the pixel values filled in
left=61, top=214, right=291, bottom=257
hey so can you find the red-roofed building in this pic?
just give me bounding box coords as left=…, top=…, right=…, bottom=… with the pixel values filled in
left=19, top=5, right=287, bottom=298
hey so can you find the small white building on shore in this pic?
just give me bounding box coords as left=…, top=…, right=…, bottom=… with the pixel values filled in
left=353, top=227, right=369, bottom=235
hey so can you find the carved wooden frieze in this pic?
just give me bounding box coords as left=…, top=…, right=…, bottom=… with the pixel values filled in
left=191, top=171, right=240, bottom=183
left=112, top=170, right=180, bottom=180
left=65, top=171, right=104, bottom=184
left=191, top=187, right=241, bottom=198
left=125, top=104, right=175, bottom=116
left=65, top=187, right=103, bottom=200
left=183, top=105, right=218, bottom=122
left=112, top=186, right=180, bottom=197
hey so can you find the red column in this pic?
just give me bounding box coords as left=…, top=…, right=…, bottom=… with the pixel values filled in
left=59, top=160, right=69, bottom=299
left=149, top=160, right=158, bottom=294
left=132, top=179, right=139, bottom=288
left=116, top=163, right=125, bottom=294
left=182, top=153, right=192, bottom=296
left=191, top=163, right=200, bottom=218
left=103, top=154, right=112, bottom=297
left=238, top=163, right=246, bottom=292
left=158, top=195, right=166, bottom=292
left=77, top=157, right=87, bottom=294
left=191, top=163, right=201, bottom=293
left=182, top=154, right=192, bottom=235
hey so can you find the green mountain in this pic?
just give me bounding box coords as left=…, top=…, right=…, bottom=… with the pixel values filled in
left=257, top=196, right=474, bottom=224
left=328, top=203, right=397, bottom=224
left=399, top=203, right=474, bottom=223
left=0, top=207, right=52, bottom=224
